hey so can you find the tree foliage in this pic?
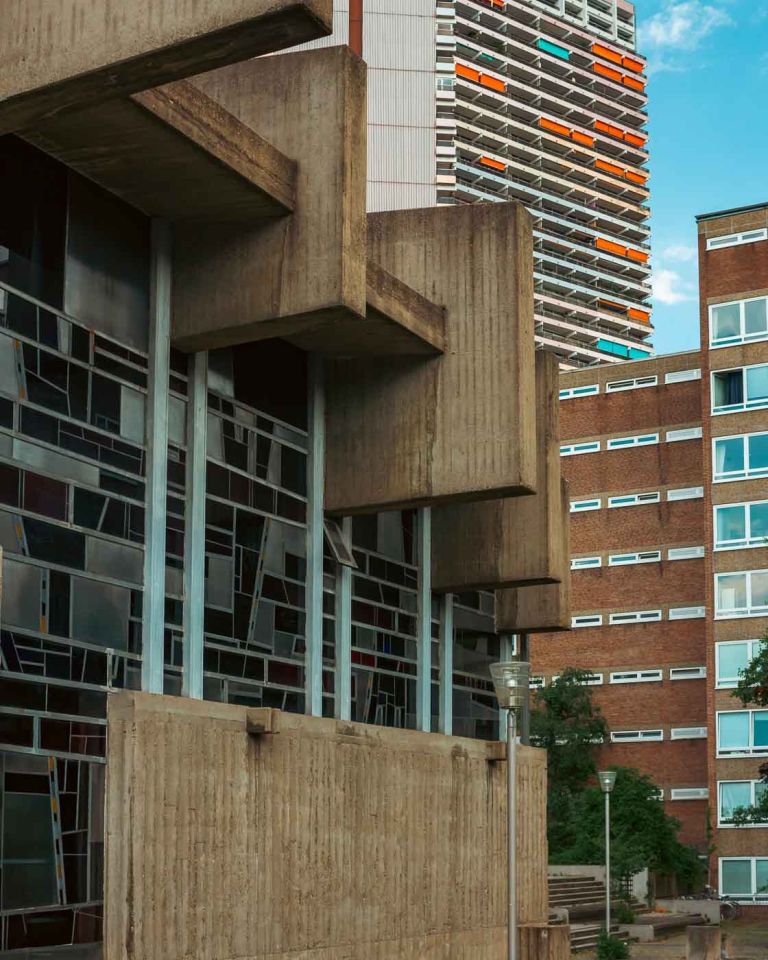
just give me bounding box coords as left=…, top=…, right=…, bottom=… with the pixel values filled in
left=531, top=669, right=702, bottom=888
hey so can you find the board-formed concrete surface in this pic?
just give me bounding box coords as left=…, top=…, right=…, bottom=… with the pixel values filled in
left=105, top=692, right=551, bottom=960
left=325, top=202, right=537, bottom=513
left=0, top=0, right=333, bottom=134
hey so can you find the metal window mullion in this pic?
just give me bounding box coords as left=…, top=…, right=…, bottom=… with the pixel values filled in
left=141, top=219, right=171, bottom=695
left=415, top=507, right=432, bottom=733
left=438, top=592, right=454, bottom=736
left=305, top=355, right=324, bottom=717
left=182, top=351, right=207, bottom=699
left=334, top=517, right=352, bottom=721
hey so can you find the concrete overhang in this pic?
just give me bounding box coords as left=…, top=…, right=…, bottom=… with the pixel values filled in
left=23, top=81, right=296, bottom=222
left=0, top=0, right=333, bottom=135
left=431, top=352, right=564, bottom=592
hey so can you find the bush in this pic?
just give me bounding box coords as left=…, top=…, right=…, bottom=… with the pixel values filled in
left=597, top=930, right=630, bottom=960
left=614, top=900, right=636, bottom=925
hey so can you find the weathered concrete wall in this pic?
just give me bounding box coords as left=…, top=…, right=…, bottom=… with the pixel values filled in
left=105, top=692, right=550, bottom=960
left=432, top=352, right=564, bottom=591
left=325, top=203, right=536, bottom=513
left=1, top=0, right=332, bottom=134
left=174, top=47, right=367, bottom=351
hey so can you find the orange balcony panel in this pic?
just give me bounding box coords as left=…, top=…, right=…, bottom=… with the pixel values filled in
left=488, top=0, right=505, bottom=7
left=595, top=159, right=624, bottom=177
left=592, top=43, right=623, bottom=65
left=628, top=307, right=650, bottom=323
left=622, top=75, right=645, bottom=92
left=593, top=62, right=622, bottom=82
left=595, top=237, right=627, bottom=257
left=600, top=299, right=628, bottom=314
left=538, top=117, right=570, bottom=137
left=623, top=131, right=647, bottom=148
left=456, top=63, right=480, bottom=82
left=594, top=119, right=623, bottom=139
left=480, top=155, right=505, bottom=171
left=570, top=131, right=594, bottom=147
left=625, top=170, right=649, bottom=185
left=480, top=74, right=505, bottom=92
left=622, top=56, right=644, bottom=74
left=627, top=248, right=649, bottom=263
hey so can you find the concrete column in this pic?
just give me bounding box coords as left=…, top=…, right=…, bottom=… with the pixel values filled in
left=438, top=593, right=454, bottom=735
left=416, top=507, right=432, bottom=732
left=305, top=354, right=325, bottom=717
left=182, top=351, right=208, bottom=699
left=334, top=517, right=352, bottom=721
left=686, top=925, right=721, bottom=960
left=141, top=220, right=171, bottom=694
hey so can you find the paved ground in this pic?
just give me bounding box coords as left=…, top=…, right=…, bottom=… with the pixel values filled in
left=576, top=916, right=767, bottom=959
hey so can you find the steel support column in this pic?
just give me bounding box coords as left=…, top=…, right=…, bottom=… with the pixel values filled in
left=141, top=219, right=171, bottom=694
left=416, top=507, right=432, bottom=732
left=305, top=354, right=325, bottom=717
left=182, top=351, right=208, bottom=699
left=334, top=517, right=352, bottom=721
left=438, top=593, right=454, bottom=735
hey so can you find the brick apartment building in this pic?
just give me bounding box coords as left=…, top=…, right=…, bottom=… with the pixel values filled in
left=531, top=201, right=768, bottom=903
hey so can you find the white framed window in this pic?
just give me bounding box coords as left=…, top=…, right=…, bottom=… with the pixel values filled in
left=667, top=486, right=704, bottom=501
left=606, top=375, right=657, bottom=393
left=610, top=669, right=663, bottom=685
left=717, top=709, right=768, bottom=756
left=611, top=729, right=664, bottom=743
left=709, top=294, right=768, bottom=348
left=713, top=432, right=768, bottom=482
left=718, top=781, right=768, bottom=826
left=669, top=606, right=706, bottom=620
left=668, top=546, right=705, bottom=561
left=666, top=426, right=703, bottom=442
left=572, top=614, right=603, bottom=628
left=560, top=384, right=599, bottom=400
left=671, top=726, right=707, bottom=739
left=609, top=610, right=662, bottom=625
left=716, top=639, right=763, bottom=688
left=669, top=667, right=706, bottom=681
left=671, top=787, right=708, bottom=801
left=715, top=570, right=768, bottom=618
left=561, top=441, right=601, bottom=456
left=530, top=676, right=545, bottom=689
left=719, top=857, right=768, bottom=901
left=570, top=497, right=602, bottom=513
left=712, top=364, right=768, bottom=414
left=715, top=500, right=768, bottom=550
left=606, top=433, right=659, bottom=450
left=571, top=556, right=602, bottom=569
left=665, top=368, right=701, bottom=384
left=553, top=672, right=604, bottom=686
left=608, top=492, right=660, bottom=508
left=707, top=228, right=768, bottom=251
left=609, top=550, right=661, bottom=566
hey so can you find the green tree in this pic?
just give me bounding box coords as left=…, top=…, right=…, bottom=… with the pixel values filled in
left=729, top=637, right=768, bottom=826
left=530, top=669, right=609, bottom=856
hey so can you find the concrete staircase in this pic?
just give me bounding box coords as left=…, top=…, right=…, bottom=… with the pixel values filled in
left=548, top=875, right=638, bottom=953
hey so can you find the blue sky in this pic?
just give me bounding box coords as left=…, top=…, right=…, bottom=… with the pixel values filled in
left=637, top=0, right=768, bottom=354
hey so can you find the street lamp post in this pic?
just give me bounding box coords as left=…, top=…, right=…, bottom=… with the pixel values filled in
left=490, top=660, right=531, bottom=960
left=598, top=770, right=617, bottom=935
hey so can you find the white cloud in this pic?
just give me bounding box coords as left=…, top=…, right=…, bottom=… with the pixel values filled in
left=639, top=2, right=732, bottom=51
left=662, top=243, right=697, bottom=262
left=652, top=269, right=696, bottom=305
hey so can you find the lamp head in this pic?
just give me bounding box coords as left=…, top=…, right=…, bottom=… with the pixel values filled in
left=598, top=770, right=617, bottom=794
left=489, top=661, right=530, bottom=710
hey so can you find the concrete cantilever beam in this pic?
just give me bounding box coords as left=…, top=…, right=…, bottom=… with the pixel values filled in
left=0, top=0, right=333, bottom=135
left=431, top=351, right=565, bottom=592
left=495, top=482, right=572, bottom=633
left=23, top=80, right=297, bottom=222
left=325, top=202, right=537, bottom=514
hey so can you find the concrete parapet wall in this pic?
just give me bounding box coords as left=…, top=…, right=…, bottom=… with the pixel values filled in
left=105, top=692, right=550, bottom=960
